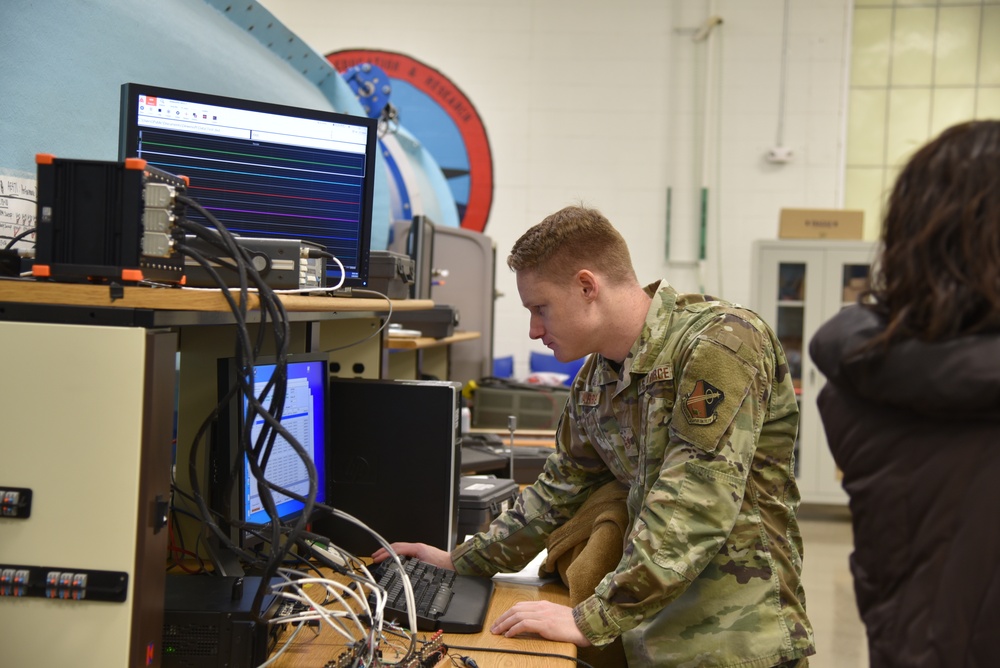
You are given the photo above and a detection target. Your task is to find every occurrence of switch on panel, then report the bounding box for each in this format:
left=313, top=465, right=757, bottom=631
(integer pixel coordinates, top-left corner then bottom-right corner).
left=0, top=569, right=31, bottom=597
left=0, top=565, right=125, bottom=601
left=0, top=487, right=32, bottom=518
left=47, top=571, right=88, bottom=600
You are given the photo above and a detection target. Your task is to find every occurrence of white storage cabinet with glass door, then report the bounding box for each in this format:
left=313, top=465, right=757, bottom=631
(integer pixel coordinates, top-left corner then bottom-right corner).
left=751, top=239, right=877, bottom=505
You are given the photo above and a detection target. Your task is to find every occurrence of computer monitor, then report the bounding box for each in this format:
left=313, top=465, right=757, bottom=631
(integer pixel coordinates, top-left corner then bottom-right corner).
left=389, top=215, right=435, bottom=299
left=314, top=378, right=462, bottom=556
left=118, top=82, right=379, bottom=290
left=211, top=352, right=329, bottom=573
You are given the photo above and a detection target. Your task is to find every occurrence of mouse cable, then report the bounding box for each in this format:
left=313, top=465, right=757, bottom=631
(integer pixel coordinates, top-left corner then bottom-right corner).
left=446, top=644, right=595, bottom=668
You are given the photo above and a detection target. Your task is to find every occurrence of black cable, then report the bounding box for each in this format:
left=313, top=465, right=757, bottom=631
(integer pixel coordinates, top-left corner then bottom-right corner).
left=305, top=247, right=335, bottom=260
left=446, top=644, right=594, bottom=668
left=173, top=195, right=316, bottom=622
left=2, top=227, right=35, bottom=250
left=167, top=195, right=422, bottom=658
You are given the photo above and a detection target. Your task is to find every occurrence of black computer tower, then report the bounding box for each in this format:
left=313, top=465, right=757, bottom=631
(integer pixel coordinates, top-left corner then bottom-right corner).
left=162, top=576, right=282, bottom=668
left=314, top=379, right=462, bottom=556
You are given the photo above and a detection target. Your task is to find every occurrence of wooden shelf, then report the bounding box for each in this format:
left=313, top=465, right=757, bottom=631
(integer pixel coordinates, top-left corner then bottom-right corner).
left=0, top=278, right=434, bottom=313
left=385, top=330, right=480, bottom=350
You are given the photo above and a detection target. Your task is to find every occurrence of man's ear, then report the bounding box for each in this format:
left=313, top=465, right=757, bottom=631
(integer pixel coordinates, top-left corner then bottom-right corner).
left=576, top=269, right=599, bottom=303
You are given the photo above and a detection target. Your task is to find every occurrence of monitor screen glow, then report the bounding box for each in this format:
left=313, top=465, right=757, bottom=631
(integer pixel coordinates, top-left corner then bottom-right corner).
left=241, top=357, right=327, bottom=527
left=119, top=83, right=379, bottom=289
left=213, top=352, right=329, bottom=553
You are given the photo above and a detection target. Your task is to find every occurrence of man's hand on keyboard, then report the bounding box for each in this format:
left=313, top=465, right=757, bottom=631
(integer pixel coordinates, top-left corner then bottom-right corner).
left=371, top=542, right=454, bottom=570
left=490, top=600, right=592, bottom=647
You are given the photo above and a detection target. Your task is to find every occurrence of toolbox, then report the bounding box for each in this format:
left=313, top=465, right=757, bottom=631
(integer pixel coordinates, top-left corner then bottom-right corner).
left=368, top=250, right=414, bottom=299
left=457, top=476, right=519, bottom=538
left=395, top=304, right=459, bottom=338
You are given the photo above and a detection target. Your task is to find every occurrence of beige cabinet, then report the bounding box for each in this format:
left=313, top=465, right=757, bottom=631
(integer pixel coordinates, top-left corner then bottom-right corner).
left=751, top=239, right=877, bottom=505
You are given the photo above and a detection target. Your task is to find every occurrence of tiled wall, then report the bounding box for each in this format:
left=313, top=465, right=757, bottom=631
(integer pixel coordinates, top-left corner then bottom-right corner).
left=846, top=0, right=1000, bottom=237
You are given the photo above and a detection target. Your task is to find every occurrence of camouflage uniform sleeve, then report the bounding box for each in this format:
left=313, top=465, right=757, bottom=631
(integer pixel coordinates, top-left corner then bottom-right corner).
left=452, top=361, right=615, bottom=577
left=574, top=315, right=772, bottom=646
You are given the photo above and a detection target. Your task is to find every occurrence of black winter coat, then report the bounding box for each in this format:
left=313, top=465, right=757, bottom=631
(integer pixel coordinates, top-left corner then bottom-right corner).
left=809, top=305, right=1000, bottom=668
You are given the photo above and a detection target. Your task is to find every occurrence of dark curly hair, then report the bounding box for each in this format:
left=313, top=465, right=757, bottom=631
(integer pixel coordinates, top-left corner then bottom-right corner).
left=864, top=119, right=1000, bottom=349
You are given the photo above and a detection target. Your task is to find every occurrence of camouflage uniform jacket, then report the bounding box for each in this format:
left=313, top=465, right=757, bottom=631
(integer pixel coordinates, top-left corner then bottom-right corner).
left=452, top=281, right=815, bottom=666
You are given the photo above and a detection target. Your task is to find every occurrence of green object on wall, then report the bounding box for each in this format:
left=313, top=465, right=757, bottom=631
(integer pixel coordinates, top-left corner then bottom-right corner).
left=665, top=187, right=672, bottom=260
left=699, top=186, right=708, bottom=261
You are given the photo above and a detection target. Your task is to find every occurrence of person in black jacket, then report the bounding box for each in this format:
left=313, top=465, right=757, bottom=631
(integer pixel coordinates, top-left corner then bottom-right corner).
left=809, top=119, right=1000, bottom=667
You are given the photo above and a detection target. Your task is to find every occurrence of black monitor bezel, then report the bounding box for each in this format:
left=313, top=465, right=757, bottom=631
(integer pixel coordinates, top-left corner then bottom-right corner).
left=117, top=82, right=378, bottom=290
left=211, top=351, right=330, bottom=555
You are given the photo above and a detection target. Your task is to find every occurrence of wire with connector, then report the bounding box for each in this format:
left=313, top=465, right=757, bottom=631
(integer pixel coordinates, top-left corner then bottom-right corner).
left=174, top=194, right=320, bottom=623
left=166, top=191, right=437, bottom=668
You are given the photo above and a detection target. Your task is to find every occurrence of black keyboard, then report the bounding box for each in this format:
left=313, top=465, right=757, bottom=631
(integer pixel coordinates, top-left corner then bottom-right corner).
left=370, top=557, right=495, bottom=633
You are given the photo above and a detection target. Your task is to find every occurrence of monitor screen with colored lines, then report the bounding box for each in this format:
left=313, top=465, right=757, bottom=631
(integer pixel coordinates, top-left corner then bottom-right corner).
left=118, top=82, right=378, bottom=290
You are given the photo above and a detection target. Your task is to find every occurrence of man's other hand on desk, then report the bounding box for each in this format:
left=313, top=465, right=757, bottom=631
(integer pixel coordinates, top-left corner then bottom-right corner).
left=373, top=542, right=591, bottom=648
left=491, top=600, right=591, bottom=647
left=371, top=542, right=454, bottom=570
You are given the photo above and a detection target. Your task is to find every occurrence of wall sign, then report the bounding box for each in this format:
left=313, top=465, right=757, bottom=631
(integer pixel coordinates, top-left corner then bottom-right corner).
left=327, top=49, right=494, bottom=233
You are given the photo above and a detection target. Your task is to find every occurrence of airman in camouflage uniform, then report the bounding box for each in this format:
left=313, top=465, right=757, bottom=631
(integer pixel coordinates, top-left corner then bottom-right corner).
left=449, top=205, right=815, bottom=666
left=452, top=281, right=815, bottom=665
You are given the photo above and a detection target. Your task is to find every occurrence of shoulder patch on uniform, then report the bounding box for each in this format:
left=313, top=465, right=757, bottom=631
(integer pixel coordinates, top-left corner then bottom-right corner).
left=638, top=364, right=673, bottom=394
left=682, top=380, right=725, bottom=424
left=716, top=330, right=743, bottom=353
left=578, top=390, right=600, bottom=407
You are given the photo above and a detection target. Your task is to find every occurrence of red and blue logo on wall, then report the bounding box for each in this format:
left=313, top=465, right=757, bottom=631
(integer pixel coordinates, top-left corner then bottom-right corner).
left=327, top=49, right=494, bottom=233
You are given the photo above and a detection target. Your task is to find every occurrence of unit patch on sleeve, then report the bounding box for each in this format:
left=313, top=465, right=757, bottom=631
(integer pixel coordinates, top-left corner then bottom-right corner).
left=682, top=380, right=725, bottom=425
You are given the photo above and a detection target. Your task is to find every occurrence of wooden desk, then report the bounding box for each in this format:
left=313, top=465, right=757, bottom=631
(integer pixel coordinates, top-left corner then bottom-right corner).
left=443, top=580, right=576, bottom=667
left=268, top=578, right=575, bottom=668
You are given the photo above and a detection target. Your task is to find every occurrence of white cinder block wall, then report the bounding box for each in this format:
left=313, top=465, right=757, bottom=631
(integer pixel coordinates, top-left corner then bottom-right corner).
left=262, top=0, right=854, bottom=379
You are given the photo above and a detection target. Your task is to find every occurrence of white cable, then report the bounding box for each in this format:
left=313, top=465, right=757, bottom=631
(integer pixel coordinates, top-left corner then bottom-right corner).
left=329, top=508, right=418, bottom=633
left=274, top=562, right=391, bottom=666
left=326, top=254, right=346, bottom=291
left=304, top=543, right=385, bottom=616
left=285, top=561, right=386, bottom=666
left=277, top=574, right=373, bottom=623
left=272, top=572, right=369, bottom=638
left=254, top=621, right=306, bottom=668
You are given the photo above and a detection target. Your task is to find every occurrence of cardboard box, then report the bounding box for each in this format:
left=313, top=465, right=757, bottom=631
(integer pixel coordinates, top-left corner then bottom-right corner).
left=842, top=276, right=868, bottom=303
left=779, top=208, right=864, bottom=240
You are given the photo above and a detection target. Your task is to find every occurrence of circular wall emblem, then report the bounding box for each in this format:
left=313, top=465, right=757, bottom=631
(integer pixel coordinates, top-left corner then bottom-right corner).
left=327, top=49, right=494, bottom=233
